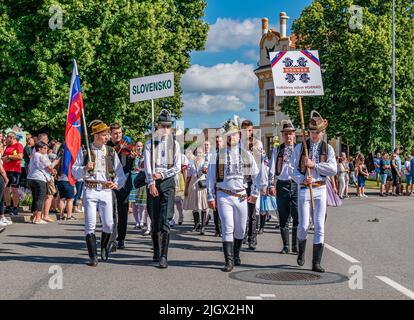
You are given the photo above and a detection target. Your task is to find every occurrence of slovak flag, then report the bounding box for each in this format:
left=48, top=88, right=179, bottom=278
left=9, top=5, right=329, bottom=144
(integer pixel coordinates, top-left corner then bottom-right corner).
left=62, top=59, right=84, bottom=186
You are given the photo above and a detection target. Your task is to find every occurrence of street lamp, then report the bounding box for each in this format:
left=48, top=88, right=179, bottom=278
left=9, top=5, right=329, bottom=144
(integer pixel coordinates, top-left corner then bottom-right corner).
left=391, top=0, right=396, bottom=150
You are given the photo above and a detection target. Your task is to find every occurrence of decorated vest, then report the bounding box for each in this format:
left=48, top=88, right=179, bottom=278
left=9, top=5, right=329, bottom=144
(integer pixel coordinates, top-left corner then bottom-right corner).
left=216, top=146, right=252, bottom=183
left=299, top=139, right=328, bottom=176
left=150, top=134, right=176, bottom=170
left=83, top=145, right=116, bottom=181
left=274, top=143, right=296, bottom=176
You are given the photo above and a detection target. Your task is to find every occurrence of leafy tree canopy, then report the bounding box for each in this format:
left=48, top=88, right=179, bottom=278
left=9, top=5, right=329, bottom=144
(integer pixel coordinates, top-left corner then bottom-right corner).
left=0, top=0, right=209, bottom=141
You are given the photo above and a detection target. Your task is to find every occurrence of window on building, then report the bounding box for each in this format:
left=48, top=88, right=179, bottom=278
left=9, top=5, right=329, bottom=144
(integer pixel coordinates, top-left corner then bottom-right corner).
left=266, top=89, right=275, bottom=116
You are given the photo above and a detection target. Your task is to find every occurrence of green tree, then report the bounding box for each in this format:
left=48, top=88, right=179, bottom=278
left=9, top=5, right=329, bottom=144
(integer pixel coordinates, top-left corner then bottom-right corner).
left=281, top=0, right=414, bottom=155
left=0, top=0, right=208, bottom=139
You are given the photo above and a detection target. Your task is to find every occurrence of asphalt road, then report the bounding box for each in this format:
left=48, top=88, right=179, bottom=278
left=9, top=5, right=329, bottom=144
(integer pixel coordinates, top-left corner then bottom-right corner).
left=1, top=191, right=413, bottom=300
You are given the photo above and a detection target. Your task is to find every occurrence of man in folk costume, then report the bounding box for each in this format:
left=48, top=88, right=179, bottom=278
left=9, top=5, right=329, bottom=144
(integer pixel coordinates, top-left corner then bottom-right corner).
left=207, top=116, right=260, bottom=272
left=144, top=109, right=181, bottom=269
left=202, top=136, right=224, bottom=237
left=72, top=120, right=126, bottom=267
left=240, top=120, right=264, bottom=251
left=172, top=128, right=188, bottom=227
left=291, top=111, right=337, bottom=272
left=107, top=123, right=136, bottom=250
left=268, top=120, right=299, bottom=254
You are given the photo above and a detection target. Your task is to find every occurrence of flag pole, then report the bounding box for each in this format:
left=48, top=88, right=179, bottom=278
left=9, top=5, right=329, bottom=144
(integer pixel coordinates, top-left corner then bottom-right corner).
left=72, top=59, right=92, bottom=162
left=298, top=96, right=315, bottom=211
left=81, top=108, right=92, bottom=162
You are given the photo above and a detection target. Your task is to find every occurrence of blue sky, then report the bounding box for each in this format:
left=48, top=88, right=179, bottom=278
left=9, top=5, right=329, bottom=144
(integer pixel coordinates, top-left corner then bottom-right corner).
left=180, top=0, right=313, bottom=130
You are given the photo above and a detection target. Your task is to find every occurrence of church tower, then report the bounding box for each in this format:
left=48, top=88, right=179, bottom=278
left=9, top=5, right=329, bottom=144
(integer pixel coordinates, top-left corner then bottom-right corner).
left=254, top=12, right=297, bottom=155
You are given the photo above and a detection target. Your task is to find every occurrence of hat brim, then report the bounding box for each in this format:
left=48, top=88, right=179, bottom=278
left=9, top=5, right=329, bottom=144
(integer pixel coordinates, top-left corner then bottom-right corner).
left=309, top=120, right=328, bottom=131
left=281, top=128, right=296, bottom=133
left=92, top=125, right=110, bottom=135
left=158, top=121, right=173, bottom=126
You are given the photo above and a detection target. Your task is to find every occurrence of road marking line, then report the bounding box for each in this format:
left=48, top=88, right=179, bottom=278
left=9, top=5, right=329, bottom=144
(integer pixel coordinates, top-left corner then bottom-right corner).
left=376, top=276, right=414, bottom=300
left=260, top=294, right=276, bottom=298
left=325, top=243, right=360, bottom=264
left=246, top=296, right=262, bottom=300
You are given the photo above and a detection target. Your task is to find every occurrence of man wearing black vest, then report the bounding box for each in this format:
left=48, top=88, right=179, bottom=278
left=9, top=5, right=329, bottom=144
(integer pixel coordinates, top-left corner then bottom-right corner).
left=240, top=120, right=263, bottom=250
left=72, top=120, right=126, bottom=267
left=107, top=123, right=135, bottom=250
left=144, top=109, right=181, bottom=269
left=202, top=136, right=224, bottom=237
left=268, top=120, right=298, bottom=254
left=291, top=111, right=337, bottom=273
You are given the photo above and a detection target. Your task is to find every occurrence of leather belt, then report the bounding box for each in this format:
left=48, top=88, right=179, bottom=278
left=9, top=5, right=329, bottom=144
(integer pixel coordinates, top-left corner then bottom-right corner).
left=300, top=181, right=326, bottom=189
left=218, top=188, right=247, bottom=201
left=85, top=181, right=112, bottom=190
left=277, top=179, right=293, bottom=183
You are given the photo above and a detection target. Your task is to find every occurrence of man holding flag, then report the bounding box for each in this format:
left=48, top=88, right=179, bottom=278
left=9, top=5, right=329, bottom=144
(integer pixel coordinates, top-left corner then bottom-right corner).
left=67, top=60, right=126, bottom=267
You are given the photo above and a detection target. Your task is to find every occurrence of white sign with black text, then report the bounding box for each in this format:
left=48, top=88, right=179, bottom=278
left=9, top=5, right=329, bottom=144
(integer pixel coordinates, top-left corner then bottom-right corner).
left=270, top=50, right=324, bottom=96
left=130, top=72, right=174, bottom=103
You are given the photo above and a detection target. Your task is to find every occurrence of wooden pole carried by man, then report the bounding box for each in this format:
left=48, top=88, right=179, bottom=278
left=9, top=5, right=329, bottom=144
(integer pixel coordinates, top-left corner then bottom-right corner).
left=270, top=50, right=337, bottom=273
left=298, top=95, right=315, bottom=210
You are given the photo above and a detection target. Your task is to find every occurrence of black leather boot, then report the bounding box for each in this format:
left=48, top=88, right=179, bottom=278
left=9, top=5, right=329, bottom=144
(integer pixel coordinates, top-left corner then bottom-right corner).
left=192, top=211, right=200, bottom=231
left=159, top=231, right=170, bottom=269
left=100, top=232, right=112, bottom=261
left=312, top=243, right=325, bottom=273
left=221, top=241, right=234, bottom=272
left=213, top=210, right=221, bottom=237
left=291, top=227, right=298, bottom=253
left=200, top=211, right=206, bottom=235
left=117, top=240, right=125, bottom=250
left=258, top=214, right=266, bottom=234
left=86, top=233, right=98, bottom=267
left=247, top=209, right=257, bottom=250
left=108, top=226, right=117, bottom=253
left=233, top=238, right=243, bottom=266
left=297, top=239, right=307, bottom=266
left=151, top=232, right=161, bottom=262
left=280, top=227, right=290, bottom=254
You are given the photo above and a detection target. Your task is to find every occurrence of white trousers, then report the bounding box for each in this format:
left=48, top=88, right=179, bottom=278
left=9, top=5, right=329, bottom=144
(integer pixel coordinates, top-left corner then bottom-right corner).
left=83, top=188, right=113, bottom=235
left=217, top=191, right=248, bottom=242
left=297, top=186, right=327, bottom=244
left=338, top=173, right=348, bottom=197
left=142, top=207, right=151, bottom=232
left=132, top=203, right=146, bottom=226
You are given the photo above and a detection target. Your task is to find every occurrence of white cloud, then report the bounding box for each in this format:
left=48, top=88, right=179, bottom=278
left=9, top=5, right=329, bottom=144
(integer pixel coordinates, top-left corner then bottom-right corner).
left=181, top=61, right=257, bottom=94
left=206, top=18, right=262, bottom=52
left=181, top=61, right=258, bottom=118
left=183, top=93, right=246, bottom=115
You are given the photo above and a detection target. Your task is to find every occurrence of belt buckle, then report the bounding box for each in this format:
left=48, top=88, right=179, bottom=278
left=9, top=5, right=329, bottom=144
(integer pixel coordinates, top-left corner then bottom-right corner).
left=96, top=183, right=102, bottom=191
left=239, top=194, right=247, bottom=202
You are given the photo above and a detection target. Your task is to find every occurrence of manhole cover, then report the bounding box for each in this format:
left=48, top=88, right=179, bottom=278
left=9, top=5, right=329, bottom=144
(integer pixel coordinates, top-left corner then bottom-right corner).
left=230, top=268, right=348, bottom=286
left=255, top=271, right=321, bottom=282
